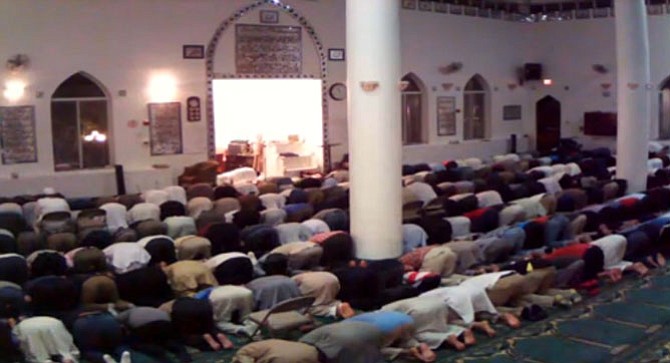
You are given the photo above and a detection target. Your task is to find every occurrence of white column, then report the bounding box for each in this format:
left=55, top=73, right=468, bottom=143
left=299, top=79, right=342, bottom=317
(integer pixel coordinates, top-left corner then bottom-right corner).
left=347, top=0, right=403, bottom=259
left=615, top=0, right=651, bottom=193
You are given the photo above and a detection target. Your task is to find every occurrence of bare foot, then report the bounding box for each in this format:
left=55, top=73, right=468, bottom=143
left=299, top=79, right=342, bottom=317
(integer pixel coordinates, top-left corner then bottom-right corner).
left=472, top=320, right=496, bottom=337
left=203, top=333, right=221, bottom=351
left=216, top=333, right=234, bottom=350
left=500, top=313, right=521, bottom=329
left=632, top=262, right=649, bottom=276
left=359, top=260, right=368, bottom=268
left=600, top=269, right=622, bottom=282
left=646, top=255, right=659, bottom=268
left=411, top=343, right=436, bottom=362
left=463, top=329, right=476, bottom=346
left=657, top=253, right=667, bottom=267
left=348, top=260, right=356, bottom=268
left=613, top=268, right=623, bottom=281
left=337, top=302, right=355, bottom=319
left=447, top=335, right=466, bottom=351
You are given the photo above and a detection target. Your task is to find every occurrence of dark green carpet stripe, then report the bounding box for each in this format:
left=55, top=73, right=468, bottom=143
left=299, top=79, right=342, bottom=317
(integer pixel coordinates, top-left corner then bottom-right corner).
left=511, top=336, right=612, bottom=363
left=612, top=323, right=670, bottom=362
left=593, top=302, right=670, bottom=326
left=556, top=319, right=647, bottom=347
left=649, top=274, right=670, bottom=288
left=458, top=354, right=519, bottom=363
left=625, top=288, right=670, bottom=307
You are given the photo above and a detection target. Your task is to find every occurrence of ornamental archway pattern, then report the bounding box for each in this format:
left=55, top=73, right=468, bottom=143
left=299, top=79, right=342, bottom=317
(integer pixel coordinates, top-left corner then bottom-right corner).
left=205, top=0, right=331, bottom=169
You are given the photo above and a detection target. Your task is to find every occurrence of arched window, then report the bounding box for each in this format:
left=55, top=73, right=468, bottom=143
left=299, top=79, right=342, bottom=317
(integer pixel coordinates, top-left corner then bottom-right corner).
left=659, top=77, right=670, bottom=140
left=463, top=75, right=490, bottom=140
left=401, top=73, right=425, bottom=145
left=51, top=72, right=110, bottom=171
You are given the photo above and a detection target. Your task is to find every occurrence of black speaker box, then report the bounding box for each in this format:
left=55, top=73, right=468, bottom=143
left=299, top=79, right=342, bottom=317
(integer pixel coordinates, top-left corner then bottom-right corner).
left=524, top=63, right=543, bottom=81
left=115, top=164, right=126, bottom=195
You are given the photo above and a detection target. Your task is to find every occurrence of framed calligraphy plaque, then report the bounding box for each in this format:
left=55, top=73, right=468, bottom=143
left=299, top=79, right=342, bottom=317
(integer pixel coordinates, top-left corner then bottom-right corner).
left=0, top=105, right=38, bottom=164
left=148, top=102, right=183, bottom=155
left=235, top=24, right=302, bottom=75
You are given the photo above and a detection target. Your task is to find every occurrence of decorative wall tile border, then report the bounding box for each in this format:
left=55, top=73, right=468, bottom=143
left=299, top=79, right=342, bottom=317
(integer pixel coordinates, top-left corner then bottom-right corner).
left=400, top=0, right=670, bottom=22
left=205, top=0, right=331, bottom=169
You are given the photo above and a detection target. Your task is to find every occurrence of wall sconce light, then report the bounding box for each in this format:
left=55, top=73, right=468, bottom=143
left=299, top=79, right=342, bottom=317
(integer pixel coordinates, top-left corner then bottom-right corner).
left=600, top=83, right=612, bottom=97
left=3, top=80, right=26, bottom=101
left=147, top=73, right=177, bottom=102
left=542, top=79, right=553, bottom=86
left=83, top=130, right=107, bottom=143
left=360, top=81, right=379, bottom=92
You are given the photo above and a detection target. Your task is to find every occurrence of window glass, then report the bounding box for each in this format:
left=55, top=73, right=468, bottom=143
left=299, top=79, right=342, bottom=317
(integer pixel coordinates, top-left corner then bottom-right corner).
left=80, top=100, right=110, bottom=168
left=51, top=101, right=80, bottom=171
left=463, top=75, right=488, bottom=140
left=401, top=74, right=425, bottom=145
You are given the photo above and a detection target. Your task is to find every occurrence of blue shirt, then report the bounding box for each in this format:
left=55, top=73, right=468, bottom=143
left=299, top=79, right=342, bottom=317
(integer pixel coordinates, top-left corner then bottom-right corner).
left=347, top=311, right=414, bottom=333
left=194, top=287, right=214, bottom=300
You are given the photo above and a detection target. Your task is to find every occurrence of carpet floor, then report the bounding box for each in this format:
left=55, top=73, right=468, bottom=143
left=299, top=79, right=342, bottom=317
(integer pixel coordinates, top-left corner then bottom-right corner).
left=186, top=266, right=670, bottom=363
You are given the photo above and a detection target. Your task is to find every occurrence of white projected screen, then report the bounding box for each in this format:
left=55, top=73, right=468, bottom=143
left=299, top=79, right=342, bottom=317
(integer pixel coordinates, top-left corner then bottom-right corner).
left=212, top=79, right=323, bottom=154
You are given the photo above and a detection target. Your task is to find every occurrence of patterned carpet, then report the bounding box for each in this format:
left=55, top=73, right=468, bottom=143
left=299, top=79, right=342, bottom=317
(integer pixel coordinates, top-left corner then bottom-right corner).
left=185, top=266, right=670, bottom=363
left=441, top=267, right=670, bottom=363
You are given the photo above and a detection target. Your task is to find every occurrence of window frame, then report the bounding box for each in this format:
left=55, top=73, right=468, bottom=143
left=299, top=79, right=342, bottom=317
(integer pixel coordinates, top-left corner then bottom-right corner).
left=51, top=73, right=112, bottom=172
left=462, top=75, right=491, bottom=141
left=401, top=73, right=427, bottom=145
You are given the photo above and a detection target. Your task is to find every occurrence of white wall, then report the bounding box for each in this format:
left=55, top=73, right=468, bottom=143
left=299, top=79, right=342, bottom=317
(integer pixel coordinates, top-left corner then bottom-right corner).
left=399, top=10, right=533, bottom=163
left=2, top=0, right=670, bottom=197
left=0, top=0, right=221, bottom=196
left=527, top=14, right=670, bottom=152
left=0, top=0, right=346, bottom=196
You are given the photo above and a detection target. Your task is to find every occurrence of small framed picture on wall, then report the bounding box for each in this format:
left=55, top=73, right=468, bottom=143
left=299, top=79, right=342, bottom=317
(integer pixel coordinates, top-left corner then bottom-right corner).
left=260, top=10, right=279, bottom=24
left=402, top=0, right=417, bottom=10
left=183, top=45, right=204, bottom=59
left=434, top=2, right=448, bottom=13
left=328, top=48, right=345, bottom=61
left=503, top=105, right=522, bottom=121
left=418, top=1, right=433, bottom=11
